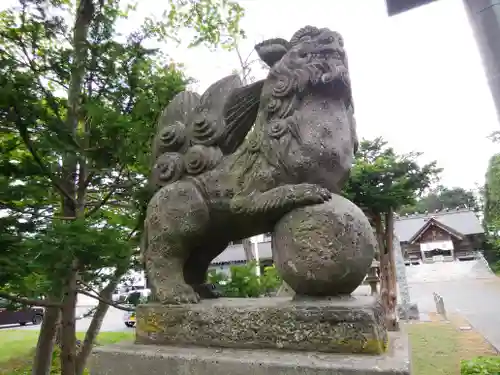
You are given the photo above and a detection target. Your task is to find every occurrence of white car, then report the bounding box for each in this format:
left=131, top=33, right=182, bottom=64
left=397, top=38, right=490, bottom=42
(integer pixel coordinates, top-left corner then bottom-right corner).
left=122, top=289, right=150, bottom=328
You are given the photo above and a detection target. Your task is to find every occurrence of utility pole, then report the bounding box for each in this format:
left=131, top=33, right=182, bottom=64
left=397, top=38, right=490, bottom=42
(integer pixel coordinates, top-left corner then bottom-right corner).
left=462, top=0, right=500, bottom=123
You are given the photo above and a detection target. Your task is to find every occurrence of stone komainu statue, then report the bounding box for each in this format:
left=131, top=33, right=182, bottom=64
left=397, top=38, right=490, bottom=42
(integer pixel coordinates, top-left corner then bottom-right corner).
left=143, top=25, right=360, bottom=304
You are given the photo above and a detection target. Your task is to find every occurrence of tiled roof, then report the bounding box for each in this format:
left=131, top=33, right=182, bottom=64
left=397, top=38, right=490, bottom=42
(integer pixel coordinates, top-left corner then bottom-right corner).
left=395, top=209, right=484, bottom=243
left=211, top=209, right=484, bottom=264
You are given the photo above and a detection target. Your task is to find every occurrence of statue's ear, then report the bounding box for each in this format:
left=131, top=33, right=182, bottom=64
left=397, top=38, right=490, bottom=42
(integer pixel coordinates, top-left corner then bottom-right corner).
left=255, top=38, right=290, bottom=68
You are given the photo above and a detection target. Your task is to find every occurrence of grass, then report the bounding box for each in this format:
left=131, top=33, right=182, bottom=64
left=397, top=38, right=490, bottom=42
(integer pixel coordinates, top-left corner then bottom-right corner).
left=0, top=331, right=40, bottom=364
left=1, top=318, right=499, bottom=375
left=0, top=330, right=133, bottom=375
left=406, top=314, right=498, bottom=375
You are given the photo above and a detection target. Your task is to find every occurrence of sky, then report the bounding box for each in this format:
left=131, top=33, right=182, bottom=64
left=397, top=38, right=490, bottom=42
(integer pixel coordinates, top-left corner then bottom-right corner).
left=3, top=0, right=499, bottom=191
left=127, top=0, right=499, bottom=191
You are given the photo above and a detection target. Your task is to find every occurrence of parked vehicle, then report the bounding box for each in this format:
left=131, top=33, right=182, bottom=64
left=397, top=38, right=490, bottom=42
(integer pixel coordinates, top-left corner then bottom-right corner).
left=112, top=285, right=146, bottom=302
left=0, top=298, right=44, bottom=326
left=122, top=289, right=150, bottom=328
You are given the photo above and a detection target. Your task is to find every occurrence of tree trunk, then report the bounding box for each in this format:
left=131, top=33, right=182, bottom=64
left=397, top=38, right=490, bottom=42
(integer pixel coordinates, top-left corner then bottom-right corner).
left=384, top=208, right=399, bottom=331
left=374, top=212, right=398, bottom=331
left=31, top=305, right=60, bottom=375
left=59, top=1, right=94, bottom=375
left=60, top=263, right=79, bottom=375
left=75, top=279, right=120, bottom=375
left=385, top=209, right=398, bottom=301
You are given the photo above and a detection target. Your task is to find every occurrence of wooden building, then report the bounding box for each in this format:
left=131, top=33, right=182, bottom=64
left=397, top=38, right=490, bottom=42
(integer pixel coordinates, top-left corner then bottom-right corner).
left=394, top=209, right=484, bottom=264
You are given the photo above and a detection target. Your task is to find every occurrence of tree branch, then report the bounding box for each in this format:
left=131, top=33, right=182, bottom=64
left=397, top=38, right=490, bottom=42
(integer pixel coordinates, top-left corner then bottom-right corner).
left=80, top=170, right=96, bottom=192
left=0, top=291, right=63, bottom=308
left=76, top=280, right=102, bottom=297
left=0, top=200, right=76, bottom=220
left=76, top=289, right=134, bottom=311
left=126, top=222, right=140, bottom=242
left=76, top=305, right=97, bottom=320
left=14, top=11, right=68, bottom=135
left=14, top=120, right=78, bottom=208
left=84, top=166, right=126, bottom=217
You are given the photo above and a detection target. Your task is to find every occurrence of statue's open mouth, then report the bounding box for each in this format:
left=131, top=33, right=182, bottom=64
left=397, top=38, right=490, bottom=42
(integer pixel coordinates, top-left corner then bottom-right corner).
left=308, top=47, right=350, bottom=96
left=310, top=47, right=343, bottom=62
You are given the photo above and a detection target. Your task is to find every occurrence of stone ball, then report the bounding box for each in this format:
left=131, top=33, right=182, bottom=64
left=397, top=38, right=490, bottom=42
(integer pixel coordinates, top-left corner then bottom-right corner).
left=272, top=193, right=377, bottom=297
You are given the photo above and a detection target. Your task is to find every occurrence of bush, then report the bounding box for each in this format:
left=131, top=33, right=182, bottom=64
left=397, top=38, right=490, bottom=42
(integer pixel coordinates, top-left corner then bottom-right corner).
left=208, top=262, right=281, bottom=298
left=461, top=356, right=500, bottom=375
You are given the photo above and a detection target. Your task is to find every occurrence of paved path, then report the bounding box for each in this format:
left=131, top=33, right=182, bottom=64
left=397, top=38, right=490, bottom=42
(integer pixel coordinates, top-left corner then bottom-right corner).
left=408, top=278, right=500, bottom=351
left=355, top=260, right=500, bottom=351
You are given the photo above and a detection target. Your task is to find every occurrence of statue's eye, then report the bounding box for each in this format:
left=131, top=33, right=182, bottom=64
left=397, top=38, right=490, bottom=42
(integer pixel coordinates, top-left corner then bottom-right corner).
left=300, top=35, right=312, bottom=42
left=299, top=51, right=307, bottom=58
left=320, top=35, right=335, bottom=44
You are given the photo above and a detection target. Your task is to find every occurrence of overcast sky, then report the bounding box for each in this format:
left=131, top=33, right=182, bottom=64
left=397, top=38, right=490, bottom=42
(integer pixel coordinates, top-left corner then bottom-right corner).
left=127, top=0, right=500, bottom=190
left=5, top=0, right=499, bottom=190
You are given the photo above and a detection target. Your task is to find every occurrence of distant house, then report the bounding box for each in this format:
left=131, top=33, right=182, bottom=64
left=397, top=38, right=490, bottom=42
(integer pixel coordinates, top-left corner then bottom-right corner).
left=210, top=209, right=485, bottom=273
left=209, top=234, right=273, bottom=276
left=394, top=209, right=485, bottom=264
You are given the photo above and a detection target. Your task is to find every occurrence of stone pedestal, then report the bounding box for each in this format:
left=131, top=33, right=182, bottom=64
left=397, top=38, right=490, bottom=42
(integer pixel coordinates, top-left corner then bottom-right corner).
left=90, top=296, right=412, bottom=375
left=135, top=296, right=387, bottom=355
left=90, top=332, right=410, bottom=375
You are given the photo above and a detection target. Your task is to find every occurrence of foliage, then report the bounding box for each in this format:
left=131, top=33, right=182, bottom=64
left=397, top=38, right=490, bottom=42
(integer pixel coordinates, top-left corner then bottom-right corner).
left=483, top=154, right=500, bottom=269
left=399, top=185, right=479, bottom=215
left=343, top=137, right=440, bottom=329
left=260, top=265, right=281, bottom=295
left=484, top=154, right=500, bottom=227
left=461, top=356, right=500, bottom=375
left=0, top=0, right=189, bottom=298
left=208, top=263, right=281, bottom=298
left=0, top=0, right=246, bottom=374
left=343, top=137, right=442, bottom=217
left=166, top=0, right=245, bottom=49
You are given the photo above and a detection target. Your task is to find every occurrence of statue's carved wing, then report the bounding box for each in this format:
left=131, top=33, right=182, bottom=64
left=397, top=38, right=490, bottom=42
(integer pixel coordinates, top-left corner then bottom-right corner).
left=219, top=79, right=265, bottom=154
left=149, top=74, right=265, bottom=190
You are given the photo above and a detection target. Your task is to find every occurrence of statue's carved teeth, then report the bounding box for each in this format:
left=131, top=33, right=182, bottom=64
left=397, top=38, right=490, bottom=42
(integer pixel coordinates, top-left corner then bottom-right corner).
left=321, top=72, right=335, bottom=83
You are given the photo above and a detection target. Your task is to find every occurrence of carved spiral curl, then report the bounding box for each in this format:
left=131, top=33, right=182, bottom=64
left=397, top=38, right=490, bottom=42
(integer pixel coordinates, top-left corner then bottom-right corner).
left=268, top=119, right=288, bottom=139
left=157, top=121, right=186, bottom=153
left=246, top=133, right=261, bottom=153
left=151, top=152, right=184, bottom=187
left=184, top=145, right=222, bottom=175
left=267, top=97, right=281, bottom=113
left=272, top=73, right=295, bottom=97
left=191, top=111, right=219, bottom=145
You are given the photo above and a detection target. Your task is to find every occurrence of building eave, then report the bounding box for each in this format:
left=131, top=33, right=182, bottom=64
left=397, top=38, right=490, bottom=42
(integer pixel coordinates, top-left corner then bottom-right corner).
left=408, top=217, right=464, bottom=244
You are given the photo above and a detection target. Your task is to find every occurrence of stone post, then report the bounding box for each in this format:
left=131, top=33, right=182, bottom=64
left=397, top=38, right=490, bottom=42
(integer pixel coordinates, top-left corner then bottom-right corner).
left=366, top=259, right=380, bottom=295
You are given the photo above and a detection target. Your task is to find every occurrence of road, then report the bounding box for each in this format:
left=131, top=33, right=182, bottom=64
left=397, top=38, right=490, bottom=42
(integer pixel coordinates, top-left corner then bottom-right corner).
left=0, top=306, right=132, bottom=332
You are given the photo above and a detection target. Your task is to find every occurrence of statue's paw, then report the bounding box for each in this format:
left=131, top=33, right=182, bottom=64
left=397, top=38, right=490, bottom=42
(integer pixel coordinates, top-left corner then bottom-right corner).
left=294, top=183, right=332, bottom=204
left=193, top=283, right=223, bottom=299
left=157, top=283, right=201, bottom=305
